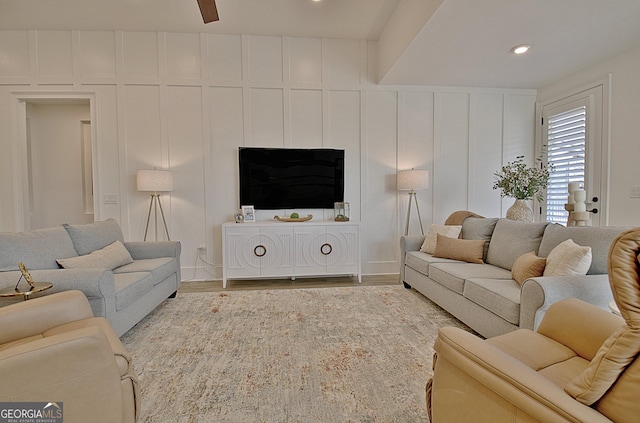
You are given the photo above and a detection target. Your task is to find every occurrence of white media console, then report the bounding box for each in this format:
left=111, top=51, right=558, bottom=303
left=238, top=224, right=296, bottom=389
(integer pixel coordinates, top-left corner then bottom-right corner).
left=222, top=221, right=360, bottom=288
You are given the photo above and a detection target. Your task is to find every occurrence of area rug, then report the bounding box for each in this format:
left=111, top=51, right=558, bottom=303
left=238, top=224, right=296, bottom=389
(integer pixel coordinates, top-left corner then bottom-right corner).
left=121, top=285, right=471, bottom=422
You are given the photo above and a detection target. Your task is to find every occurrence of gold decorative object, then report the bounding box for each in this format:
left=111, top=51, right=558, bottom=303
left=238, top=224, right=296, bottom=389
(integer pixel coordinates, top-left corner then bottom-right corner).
left=0, top=262, right=53, bottom=300
left=18, top=262, right=36, bottom=288
left=273, top=215, right=313, bottom=222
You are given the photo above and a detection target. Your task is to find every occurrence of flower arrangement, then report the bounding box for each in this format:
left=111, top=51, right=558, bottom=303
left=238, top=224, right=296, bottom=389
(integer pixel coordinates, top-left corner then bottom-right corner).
left=493, top=155, right=553, bottom=202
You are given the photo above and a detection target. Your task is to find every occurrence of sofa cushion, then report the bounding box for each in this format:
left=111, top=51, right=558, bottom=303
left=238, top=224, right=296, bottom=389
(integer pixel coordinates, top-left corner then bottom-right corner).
left=420, top=224, right=462, bottom=254
left=538, top=224, right=625, bottom=275
left=113, top=257, right=176, bottom=285
left=405, top=251, right=457, bottom=276
left=63, top=218, right=126, bottom=256
left=486, top=219, right=548, bottom=271
left=114, top=272, right=155, bottom=311
left=487, top=329, right=577, bottom=371
left=543, top=239, right=592, bottom=277
left=433, top=234, right=485, bottom=264
left=463, top=278, right=521, bottom=325
left=511, top=252, right=547, bottom=286
left=462, top=217, right=498, bottom=260
left=429, top=262, right=512, bottom=295
left=0, top=226, right=78, bottom=271
left=56, top=241, right=133, bottom=270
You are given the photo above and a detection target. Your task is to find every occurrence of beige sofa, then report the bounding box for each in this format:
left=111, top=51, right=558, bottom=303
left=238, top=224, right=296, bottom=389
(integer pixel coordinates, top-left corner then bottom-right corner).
left=0, top=290, right=139, bottom=423
left=401, top=216, right=628, bottom=338
left=426, top=227, right=640, bottom=423
left=0, top=219, right=181, bottom=336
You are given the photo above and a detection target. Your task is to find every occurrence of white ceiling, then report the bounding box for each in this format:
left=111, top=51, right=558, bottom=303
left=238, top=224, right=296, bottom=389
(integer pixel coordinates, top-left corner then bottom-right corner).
left=380, top=0, right=640, bottom=88
left=1, top=0, right=640, bottom=89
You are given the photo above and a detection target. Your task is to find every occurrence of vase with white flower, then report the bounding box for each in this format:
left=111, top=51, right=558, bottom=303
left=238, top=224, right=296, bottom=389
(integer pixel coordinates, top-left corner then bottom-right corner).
left=493, top=155, right=553, bottom=222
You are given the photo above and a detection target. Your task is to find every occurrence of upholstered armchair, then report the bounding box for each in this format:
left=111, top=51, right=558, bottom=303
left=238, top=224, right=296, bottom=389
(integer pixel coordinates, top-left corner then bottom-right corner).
left=0, top=290, right=139, bottom=423
left=427, top=227, right=640, bottom=423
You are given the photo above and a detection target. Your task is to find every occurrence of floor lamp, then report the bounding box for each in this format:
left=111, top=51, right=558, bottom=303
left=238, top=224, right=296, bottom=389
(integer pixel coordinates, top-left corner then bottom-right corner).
left=137, top=169, right=174, bottom=241
left=398, top=169, right=429, bottom=236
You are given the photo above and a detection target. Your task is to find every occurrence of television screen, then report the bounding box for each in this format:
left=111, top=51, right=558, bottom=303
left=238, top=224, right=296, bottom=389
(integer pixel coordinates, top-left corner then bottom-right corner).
left=239, top=147, right=344, bottom=209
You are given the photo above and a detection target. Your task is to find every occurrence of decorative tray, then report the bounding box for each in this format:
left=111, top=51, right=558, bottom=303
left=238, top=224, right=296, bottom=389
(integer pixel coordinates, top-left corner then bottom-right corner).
left=274, top=214, right=313, bottom=222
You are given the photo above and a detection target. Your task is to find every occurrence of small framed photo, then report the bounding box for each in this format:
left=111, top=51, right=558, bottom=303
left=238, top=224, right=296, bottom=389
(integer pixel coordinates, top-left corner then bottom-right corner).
left=241, top=205, right=255, bottom=223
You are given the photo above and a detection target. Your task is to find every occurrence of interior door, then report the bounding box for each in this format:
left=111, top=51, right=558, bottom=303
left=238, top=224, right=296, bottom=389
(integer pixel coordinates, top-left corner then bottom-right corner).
left=541, top=85, right=606, bottom=226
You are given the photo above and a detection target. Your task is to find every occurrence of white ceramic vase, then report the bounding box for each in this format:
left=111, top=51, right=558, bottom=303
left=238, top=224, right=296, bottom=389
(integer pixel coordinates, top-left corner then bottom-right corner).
left=506, top=199, right=534, bottom=223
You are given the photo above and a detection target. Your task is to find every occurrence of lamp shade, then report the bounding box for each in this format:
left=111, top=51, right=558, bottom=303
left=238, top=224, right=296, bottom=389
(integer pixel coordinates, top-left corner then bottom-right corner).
left=397, top=169, right=429, bottom=191
left=136, top=169, right=174, bottom=192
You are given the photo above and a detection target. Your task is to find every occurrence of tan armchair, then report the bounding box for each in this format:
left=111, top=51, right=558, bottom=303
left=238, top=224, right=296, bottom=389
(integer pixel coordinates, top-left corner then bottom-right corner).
left=427, top=227, right=640, bottom=423
left=0, top=290, right=139, bottom=423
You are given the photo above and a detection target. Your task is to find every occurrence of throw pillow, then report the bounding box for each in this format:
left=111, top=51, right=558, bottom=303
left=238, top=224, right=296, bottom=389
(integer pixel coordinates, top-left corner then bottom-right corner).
left=63, top=218, right=126, bottom=256
left=511, top=252, right=547, bottom=286
left=433, top=234, right=485, bottom=264
left=420, top=224, right=462, bottom=255
left=543, top=239, right=592, bottom=276
left=57, top=240, right=133, bottom=270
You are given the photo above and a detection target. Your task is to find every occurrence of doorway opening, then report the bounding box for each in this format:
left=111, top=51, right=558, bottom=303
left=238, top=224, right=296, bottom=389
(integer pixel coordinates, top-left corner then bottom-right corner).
left=12, top=92, right=99, bottom=231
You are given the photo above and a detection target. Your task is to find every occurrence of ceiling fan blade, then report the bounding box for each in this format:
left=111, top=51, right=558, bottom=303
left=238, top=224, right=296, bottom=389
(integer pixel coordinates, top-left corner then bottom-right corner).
left=197, top=0, right=219, bottom=23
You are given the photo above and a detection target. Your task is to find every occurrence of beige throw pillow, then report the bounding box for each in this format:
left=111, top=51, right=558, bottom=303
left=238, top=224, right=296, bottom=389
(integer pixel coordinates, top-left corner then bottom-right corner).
left=543, top=239, right=592, bottom=276
left=420, top=224, right=462, bottom=254
left=433, top=234, right=485, bottom=264
left=57, top=240, right=133, bottom=270
left=511, top=252, right=546, bottom=286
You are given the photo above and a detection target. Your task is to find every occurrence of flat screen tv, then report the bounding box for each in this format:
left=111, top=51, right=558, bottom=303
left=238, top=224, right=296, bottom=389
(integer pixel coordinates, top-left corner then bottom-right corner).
left=239, top=147, right=344, bottom=210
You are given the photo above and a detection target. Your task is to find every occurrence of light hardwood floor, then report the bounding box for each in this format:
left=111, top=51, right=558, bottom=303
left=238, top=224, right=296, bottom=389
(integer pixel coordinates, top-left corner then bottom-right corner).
left=179, top=274, right=401, bottom=293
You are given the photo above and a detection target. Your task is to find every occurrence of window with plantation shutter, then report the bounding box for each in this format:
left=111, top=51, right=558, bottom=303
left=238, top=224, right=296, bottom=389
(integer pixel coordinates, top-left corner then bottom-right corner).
left=545, top=106, right=586, bottom=224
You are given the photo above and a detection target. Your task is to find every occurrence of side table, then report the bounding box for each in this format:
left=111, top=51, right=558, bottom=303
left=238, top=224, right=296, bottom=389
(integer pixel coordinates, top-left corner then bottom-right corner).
left=0, top=282, right=53, bottom=301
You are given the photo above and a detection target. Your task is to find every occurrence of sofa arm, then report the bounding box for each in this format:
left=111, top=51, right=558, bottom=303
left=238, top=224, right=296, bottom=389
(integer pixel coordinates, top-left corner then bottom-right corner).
left=520, top=274, right=613, bottom=330
left=125, top=240, right=181, bottom=260
left=400, top=235, right=425, bottom=281
left=431, top=327, right=611, bottom=423
left=0, top=326, right=125, bottom=423
left=536, top=298, right=623, bottom=361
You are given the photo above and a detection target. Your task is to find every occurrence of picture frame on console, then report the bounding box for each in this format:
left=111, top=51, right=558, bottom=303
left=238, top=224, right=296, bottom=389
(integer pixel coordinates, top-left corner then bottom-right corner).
left=241, top=205, right=255, bottom=223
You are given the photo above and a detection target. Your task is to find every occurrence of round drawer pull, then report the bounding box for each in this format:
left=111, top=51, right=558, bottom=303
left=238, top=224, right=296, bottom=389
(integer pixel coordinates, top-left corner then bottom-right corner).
left=254, top=245, right=267, bottom=257
left=320, top=243, right=333, bottom=255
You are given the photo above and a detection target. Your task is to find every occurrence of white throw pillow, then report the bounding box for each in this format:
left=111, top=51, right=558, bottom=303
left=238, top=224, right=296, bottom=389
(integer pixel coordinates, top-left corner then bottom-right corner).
left=543, top=239, right=592, bottom=276
left=57, top=240, right=133, bottom=270
left=420, top=224, right=462, bottom=255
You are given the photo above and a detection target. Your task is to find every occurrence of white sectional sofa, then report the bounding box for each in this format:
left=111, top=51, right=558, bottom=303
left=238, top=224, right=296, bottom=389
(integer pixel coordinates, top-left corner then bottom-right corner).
left=401, top=217, right=628, bottom=338
left=0, top=219, right=181, bottom=336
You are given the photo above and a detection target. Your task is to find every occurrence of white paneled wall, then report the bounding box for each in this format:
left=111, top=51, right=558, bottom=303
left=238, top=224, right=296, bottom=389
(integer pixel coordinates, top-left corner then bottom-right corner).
left=0, top=30, right=536, bottom=279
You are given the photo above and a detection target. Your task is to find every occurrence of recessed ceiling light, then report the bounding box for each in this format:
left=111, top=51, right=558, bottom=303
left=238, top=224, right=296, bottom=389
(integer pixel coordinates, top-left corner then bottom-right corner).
left=511, top=45, right=531, bottom=55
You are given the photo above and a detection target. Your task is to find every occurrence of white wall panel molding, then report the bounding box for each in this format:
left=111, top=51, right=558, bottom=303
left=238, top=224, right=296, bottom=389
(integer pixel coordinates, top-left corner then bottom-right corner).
left=397, top=91, right=434, bottom=235
left=468, top=93, right=504, bottom=217
left=289, top=37, right=322, bottom=85
left=122, top=31, right=160, bottom=79
left=165, top=32, right=202, bottom=81
left=35, top=30, right=73, bottom=79
left=0, top=31, right=30, bottom=79
left=289, top=89, right=323, bottom=148
left=433, top=92, right=470, bottom=224
left=362, top=90, right=398, bottom=275
left=247, top=35, right=283, bottom=83
left=0, top=28, right=539, bottom=277
left=78, top=31, right=117, bottom=79
left=207, top=34, right=243, bottom=82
